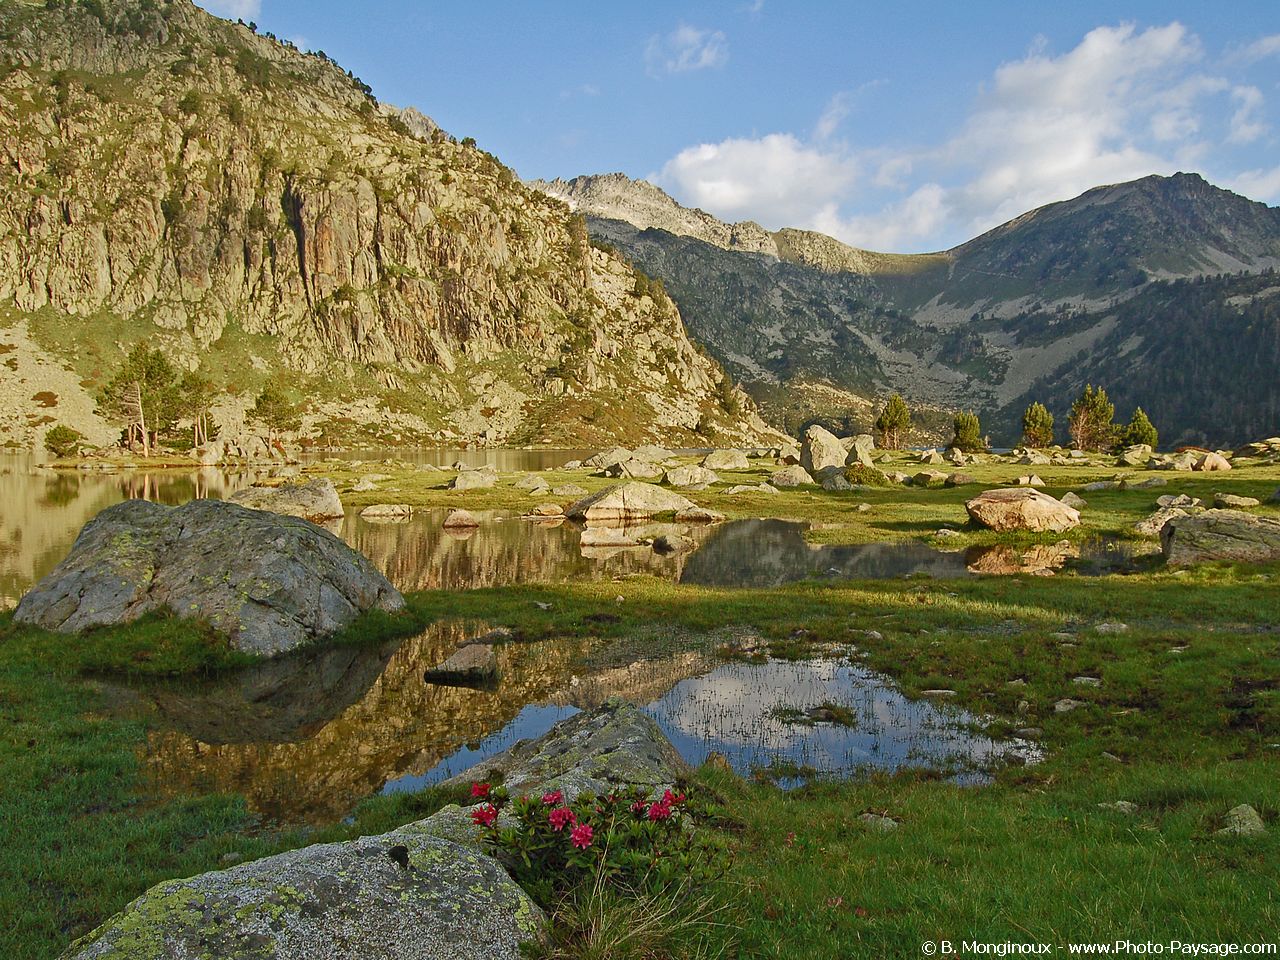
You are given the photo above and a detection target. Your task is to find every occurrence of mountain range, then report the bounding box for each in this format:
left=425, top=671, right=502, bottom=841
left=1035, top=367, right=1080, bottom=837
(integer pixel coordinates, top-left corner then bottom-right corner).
left=1, top=0, right=1276, bottom=453
left=534, top=171, right=1280, bottom=446
left=0, top=0, right=776, bottom=450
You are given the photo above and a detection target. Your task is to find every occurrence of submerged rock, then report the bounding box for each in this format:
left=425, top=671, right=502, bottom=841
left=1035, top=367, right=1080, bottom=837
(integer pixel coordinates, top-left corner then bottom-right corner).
left=965, top=489, right=1080, bottom=533
left=442, top=508, right=481, bottom=528
left=425, top=644, right=500, bottom=685
left=1162, top=509, right=1280, bottom=566
left=59, top=829, right=542, bottom=960
left=14, top=500, right=403, bottom=657
left=228, top=477, right=344, bottom=520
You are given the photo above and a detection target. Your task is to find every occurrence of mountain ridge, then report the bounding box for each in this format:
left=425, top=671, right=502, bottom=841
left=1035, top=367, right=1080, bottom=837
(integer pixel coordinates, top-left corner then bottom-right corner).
left=535, top=170, right=1280, bottom=444
left=0, top=0, right=778, bottom=449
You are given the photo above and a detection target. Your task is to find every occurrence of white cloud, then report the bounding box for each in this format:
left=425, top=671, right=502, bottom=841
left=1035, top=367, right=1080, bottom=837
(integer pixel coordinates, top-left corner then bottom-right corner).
left=1231, top=34, right=1280, bottom=64
left=646, top=24, right=728, bottom=77
left=1229, top=166, right=1280, bottom=203
left=1228, top=85, right=1266, bottom=143
left=814, top=91, right=853, bottom=141
left=199, top=0, right=261, bottom=20
left=655, top=133, right=856, bottom=226
left=654, top=22, right=1277, bottom=251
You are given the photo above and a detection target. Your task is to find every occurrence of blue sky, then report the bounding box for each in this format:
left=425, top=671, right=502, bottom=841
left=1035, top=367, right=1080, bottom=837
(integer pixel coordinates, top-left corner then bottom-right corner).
left=199, top=1, right=1280, bottom=253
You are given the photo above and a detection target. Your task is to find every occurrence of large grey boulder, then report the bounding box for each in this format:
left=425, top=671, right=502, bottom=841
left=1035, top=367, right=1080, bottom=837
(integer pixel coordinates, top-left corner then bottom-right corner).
left=799, top=425, right=846, bottom=475
left=1133, top=507, right=1189, bottom=538
left=13, top=500, right=404, bottom=657
left=965, top=489, right=1080, bottom=533
left=771, top=465, right=815, bottom=487
left=443, top=698, right=689, bottom=801
left=59, top=828, right=542, bottom=960
left=603, top=458, right=663, bottom=479
left=229, top=478, right=344, bottom=520
left=450, top=469, right=496, bottom=491
left=843, top=434, right=876, bottom=468
left=564, top=482, right=696, bottom=522
left=1162, top=509, right=1280, bottom=566
left=701, top=449, right=750, bottom=471
left=582, top=446, right=632, bottom=470
left=664, top=464, right=719, bottom=489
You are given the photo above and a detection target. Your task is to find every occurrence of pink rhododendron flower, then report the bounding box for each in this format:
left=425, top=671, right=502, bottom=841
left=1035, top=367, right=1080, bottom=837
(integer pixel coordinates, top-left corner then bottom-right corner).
left=542, top=790, right=563, bottom=806
left=471, top=804, right=498, bottom=827
left=647, top=801, right=672, bottom=821
left=470, top=782, right=491, bottom=798
left=548, top=806, right=577, bottom=831
left=570, top=823, right=594, bottom=849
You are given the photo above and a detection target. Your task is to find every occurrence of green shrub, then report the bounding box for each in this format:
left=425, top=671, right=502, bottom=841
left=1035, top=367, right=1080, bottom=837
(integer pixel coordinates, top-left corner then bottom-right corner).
left=843, top=463, right=892, bottom=486
left=43, top=424, right=84, bottom=458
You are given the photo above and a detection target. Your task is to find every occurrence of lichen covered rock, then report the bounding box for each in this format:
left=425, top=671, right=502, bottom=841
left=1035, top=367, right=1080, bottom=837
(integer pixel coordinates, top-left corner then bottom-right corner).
left=14, top=499, right=403, bottom=656
left=59, top=829, right=542, bottom=960
left=1162, top=509, right=1280, bottom=566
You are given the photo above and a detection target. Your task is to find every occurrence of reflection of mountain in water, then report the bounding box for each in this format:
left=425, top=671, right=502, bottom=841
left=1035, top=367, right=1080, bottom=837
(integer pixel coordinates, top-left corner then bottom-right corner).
left=340, top=511, right=697, bottom=591
left=0, top=461, right=248, bottom=608
left=680, top=519, right=968, bottom=587
left=135, top=623, right=722, bottom=823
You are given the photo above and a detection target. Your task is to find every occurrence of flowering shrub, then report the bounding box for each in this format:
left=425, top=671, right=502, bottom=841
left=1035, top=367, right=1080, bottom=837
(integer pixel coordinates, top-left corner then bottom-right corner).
left=469, top=781, right=725, bottom=907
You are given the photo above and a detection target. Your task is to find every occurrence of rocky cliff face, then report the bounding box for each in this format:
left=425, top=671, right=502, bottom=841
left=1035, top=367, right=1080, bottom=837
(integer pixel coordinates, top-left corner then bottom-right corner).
left=539, top=171, right=1280, bottom=445
left=0, top=0, right=776, bottom=448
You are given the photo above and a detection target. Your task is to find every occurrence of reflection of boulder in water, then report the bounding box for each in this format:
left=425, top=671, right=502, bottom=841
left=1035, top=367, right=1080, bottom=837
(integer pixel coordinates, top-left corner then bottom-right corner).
left=964, top=542, right=1079, bottom=575
left=340, top=510, right=684, bottom=591
left=139, top=622, right=601, bottom=823
left=680, top=520, right=968, bottom=587
left=138, top=640, right=401, bottom=744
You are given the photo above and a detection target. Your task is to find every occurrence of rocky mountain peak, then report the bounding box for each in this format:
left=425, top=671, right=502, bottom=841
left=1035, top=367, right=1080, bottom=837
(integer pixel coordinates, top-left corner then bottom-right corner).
left=0, top=0, right=779, bottom=449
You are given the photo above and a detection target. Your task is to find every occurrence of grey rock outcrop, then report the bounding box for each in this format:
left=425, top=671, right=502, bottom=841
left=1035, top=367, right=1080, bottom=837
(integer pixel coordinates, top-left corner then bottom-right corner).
left=59, top=829, right=542, bottom=960
left=443, top=698, right=689, bottom=801
left=565, top=482, right=696, bottom=522
left=1133, top=507, right=1189, bottom=538
left=770, top=465, right=815, bottom=487
left=14, top=500, right=403, bottom=656
left=701, top=449, right=750, bottom=471
left=1162, top=509, right=1280, bottom=566
left=664, top=464, right=719, bottom=489
left=228, top=478, right=344, bottom=520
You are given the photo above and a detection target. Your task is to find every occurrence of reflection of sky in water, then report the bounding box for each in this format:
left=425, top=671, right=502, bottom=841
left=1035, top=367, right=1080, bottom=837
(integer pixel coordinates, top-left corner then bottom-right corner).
left=644, top=659, right=1020, bottom=783
left=383, top=658, right=1031, bottom=795
left=383, top=704, right=579, bottom=796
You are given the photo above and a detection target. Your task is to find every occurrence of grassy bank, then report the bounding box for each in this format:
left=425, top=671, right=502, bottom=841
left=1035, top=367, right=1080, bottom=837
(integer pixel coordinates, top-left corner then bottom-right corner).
left=306, top=454, right=1280, bottom=547
left=3, top=563, right=1278, bottom=957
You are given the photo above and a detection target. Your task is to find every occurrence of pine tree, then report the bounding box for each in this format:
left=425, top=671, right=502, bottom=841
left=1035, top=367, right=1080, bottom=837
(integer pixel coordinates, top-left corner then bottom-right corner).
left=1021, top=401, right=1055, bottom=447
left=1067, top=384, right=1116, bottom=452
left=250, top=384, right=300, bottom=445
left=98, top=344, right=181, bottom=454
left=950, top=410, right=983, bottom=452
left=875, top=393, right=912, bottom=449
left=1122, top=407, right=1159, bottom=449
